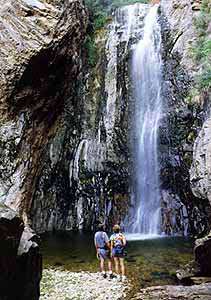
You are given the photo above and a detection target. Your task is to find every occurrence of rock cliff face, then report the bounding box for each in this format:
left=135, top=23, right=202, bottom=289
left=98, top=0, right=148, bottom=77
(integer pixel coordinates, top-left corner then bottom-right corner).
left=159, top=0, right=210, bottom=235
left=190, top=119, right=211, bottom=207
left=188, top=0, right=211, bottom=231
left=31, top=5, right=150, bottom=232
left=0, top=0, right=210, bottom=235
left=0, top=0, right=135, bottom=232
left=0, top=0, right=88, bottom=229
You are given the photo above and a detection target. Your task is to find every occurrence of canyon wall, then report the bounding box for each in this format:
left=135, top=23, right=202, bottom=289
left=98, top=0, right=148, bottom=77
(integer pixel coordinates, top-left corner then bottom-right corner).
left=0, top=0, right=88, bottom=231
left=31, top=5, right=149, bottom=232
left=159, top=0, right=210, bottom=236
left=0, top=0, right=210, bottom=235
left=0, top=0, right=133, bottom=233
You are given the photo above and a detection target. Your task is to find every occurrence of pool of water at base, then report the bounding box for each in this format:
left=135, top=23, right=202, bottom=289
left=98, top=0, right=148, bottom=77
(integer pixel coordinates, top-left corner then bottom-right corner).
left=41, top=231, right=193, bottom=291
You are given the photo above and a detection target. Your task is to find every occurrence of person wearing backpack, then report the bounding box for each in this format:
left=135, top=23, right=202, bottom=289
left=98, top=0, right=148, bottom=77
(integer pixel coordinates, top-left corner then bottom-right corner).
left=94, top=223, right=114, bottom=279
left=110, top=224, right=127, bottom=281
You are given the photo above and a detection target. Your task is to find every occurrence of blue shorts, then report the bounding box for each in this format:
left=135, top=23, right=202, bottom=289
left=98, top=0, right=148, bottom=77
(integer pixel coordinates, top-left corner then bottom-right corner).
left=112, top=247, right=125, bottom=258
left=98, top=248, right=110, bottom=259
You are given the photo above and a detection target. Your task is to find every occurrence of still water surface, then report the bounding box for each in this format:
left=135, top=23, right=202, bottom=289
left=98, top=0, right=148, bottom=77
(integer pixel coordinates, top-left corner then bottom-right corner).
left=41, top=232, right=193, bottom=290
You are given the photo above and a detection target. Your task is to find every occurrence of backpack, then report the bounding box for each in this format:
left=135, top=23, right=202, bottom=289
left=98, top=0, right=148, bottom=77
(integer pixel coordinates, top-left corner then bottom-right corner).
left=113, top=233, right=125, bottom=255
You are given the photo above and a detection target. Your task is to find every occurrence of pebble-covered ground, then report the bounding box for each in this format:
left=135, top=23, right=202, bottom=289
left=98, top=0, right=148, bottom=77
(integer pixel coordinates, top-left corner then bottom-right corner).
left=40, top=268, right=128, bottom=300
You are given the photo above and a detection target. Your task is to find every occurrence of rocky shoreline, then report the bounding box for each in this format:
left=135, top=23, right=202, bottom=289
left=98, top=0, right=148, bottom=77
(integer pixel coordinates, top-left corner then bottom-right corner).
left=40, top=268, right=211, bottom=300
left=41, top=269, right=128, bottom=300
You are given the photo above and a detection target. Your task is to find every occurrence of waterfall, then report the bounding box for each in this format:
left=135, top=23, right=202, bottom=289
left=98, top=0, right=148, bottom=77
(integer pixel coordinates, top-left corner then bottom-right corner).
left=104, top=3, right=148, bottom=159
left=126, top=5, right=162, bottom=236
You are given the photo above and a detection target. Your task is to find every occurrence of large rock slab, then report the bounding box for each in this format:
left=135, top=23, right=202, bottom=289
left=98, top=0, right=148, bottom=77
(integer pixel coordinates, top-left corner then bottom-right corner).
left=0, top=203, right=42, bottom=300
left=132, top=283, right=211, bottom=300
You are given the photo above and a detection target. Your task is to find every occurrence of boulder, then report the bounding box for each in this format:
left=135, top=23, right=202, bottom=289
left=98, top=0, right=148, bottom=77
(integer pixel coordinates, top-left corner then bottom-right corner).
left=176, top=260, right=200, bottom=282
left=195, top=233, right=211, bottom=276
left=175, top=232, right=211, bottom=285
left=0, top=203, right=42, bottom=300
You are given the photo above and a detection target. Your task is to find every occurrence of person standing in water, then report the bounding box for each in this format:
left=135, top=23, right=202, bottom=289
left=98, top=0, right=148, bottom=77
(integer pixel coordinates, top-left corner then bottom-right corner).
left=110, top=224, right=127, bottom=281
left=94, top=223, right=114, bottom=279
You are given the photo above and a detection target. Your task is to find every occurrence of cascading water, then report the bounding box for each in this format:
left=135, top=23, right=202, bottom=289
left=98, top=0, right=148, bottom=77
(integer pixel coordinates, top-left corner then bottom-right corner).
left=125, top=5, right=163, bottom=237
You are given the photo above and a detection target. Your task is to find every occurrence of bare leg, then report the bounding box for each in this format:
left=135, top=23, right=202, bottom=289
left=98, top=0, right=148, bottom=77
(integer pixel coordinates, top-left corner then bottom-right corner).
left=119, top=258, right=125, bottom=276
left=114, top=257, right=119, bottom=274
left=108, top=259, right=112, bottom=272
left=100, top=258, right=105, bottom=272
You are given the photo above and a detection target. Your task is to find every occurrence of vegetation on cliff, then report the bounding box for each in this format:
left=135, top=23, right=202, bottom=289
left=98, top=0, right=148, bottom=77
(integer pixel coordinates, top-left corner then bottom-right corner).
left=193, top=0, right=211, bottom=90
left=84, top=0, right=149, bottom=66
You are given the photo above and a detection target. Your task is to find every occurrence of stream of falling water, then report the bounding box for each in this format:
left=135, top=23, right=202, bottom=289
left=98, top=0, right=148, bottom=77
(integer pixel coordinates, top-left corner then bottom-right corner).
left=126, top=4, right=163, bottom=237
